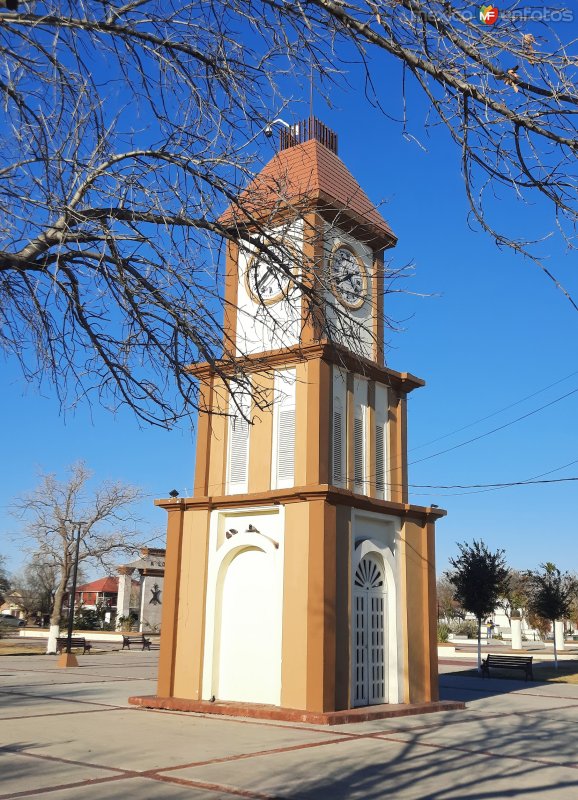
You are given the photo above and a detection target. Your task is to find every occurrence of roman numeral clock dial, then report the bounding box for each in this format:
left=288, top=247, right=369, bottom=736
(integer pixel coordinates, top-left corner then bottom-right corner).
left=245, top=246, right=292, bottom=305
left=330, top=244, right=367, bottom=309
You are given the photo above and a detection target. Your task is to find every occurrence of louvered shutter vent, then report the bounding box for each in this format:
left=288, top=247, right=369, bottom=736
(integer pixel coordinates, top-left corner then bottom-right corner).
left=333, top=410, right=343, bottom=484
left=375, top=424, right=385, bottom=493
left=277, top=407, right=295, bottom=483
left=229, top=414, right=249, bottom=486
left=354, top=416, right=364, bottom=490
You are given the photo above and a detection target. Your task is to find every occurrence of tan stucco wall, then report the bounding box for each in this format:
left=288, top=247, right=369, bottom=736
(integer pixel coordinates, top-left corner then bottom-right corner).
left=157, top=507, right=211, bottom=700
left=248, top=372, right=274, bottom=494
left=388, top=390, right=408, bottom=503
left=172, top=508, right=211, bottom=699
left=306, top=500, right=336, bottom=711
left=157, top=508, right=184, bottom=697
left=281, top=499, right=346, bottom=713
left=335, top=505, right=351, bottom=709
left=206, top=379, right=228, bottom=496
left=400, top=518, right=437, bottom=703
left=280, top=502, right=310, bottom=709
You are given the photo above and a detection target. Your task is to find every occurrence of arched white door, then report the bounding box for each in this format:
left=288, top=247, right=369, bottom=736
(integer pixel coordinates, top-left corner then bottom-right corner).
left=353, top=555, right=387, bottom=706
left=216, top=547, right=280, bottom=705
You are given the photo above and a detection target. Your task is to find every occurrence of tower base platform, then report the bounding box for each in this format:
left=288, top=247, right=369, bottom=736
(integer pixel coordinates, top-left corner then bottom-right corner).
left=128, top=695, right=465, bottom=726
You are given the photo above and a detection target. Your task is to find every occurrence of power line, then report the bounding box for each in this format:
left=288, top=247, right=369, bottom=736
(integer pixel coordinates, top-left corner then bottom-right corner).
left=409, top=476, right=578, bottom=490
left=407, top=386, right=578, bottom=467
left=409, top=369, right=578, bottom=453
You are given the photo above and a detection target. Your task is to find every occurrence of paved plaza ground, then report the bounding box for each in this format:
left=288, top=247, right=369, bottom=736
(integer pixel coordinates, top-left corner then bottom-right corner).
left=2, top=649, right=578, bottom=799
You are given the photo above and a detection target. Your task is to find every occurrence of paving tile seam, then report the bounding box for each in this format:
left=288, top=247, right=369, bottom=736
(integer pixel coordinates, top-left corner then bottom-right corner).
left=0, top=745, right=134, bottom=775
left=144, top=700, right=578, bottom=742
left=149, top=772, right=282, bottom=799
left=374, top=732, right=578, bottom=771
left=0, top=774, right=141, bottom=800
left=441, top=681, right=578, bottom=702
left=148, top=731, right=362, bottom=774
left=0, top=666, right=155, bottom=676
left=0, top=707, right=121, bottom=721
left=365, top=702, right=578, bottom=736
left=0, top=674, right=154, bottom=684
left=0, top=689, right=132, bottom=709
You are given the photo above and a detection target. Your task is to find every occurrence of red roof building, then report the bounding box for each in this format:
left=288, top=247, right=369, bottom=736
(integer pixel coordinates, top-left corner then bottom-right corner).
left=64, top=577, right=139, bottom=610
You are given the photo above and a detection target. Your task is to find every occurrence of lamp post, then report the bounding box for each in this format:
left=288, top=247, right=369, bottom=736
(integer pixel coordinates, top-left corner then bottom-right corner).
left=58, top=519, right=86, bottom=668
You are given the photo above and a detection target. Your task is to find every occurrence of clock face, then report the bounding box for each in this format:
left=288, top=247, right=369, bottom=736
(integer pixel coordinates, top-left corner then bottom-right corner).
left=330, top=245, right=367, bottom=309
left=245, top=246, right=291, bottom=305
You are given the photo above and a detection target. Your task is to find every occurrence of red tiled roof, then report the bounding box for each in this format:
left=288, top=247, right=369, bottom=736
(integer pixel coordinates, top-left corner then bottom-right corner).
left=219, top=138, right=396, bottom=244
left=75, top=577, right=119, bottom=593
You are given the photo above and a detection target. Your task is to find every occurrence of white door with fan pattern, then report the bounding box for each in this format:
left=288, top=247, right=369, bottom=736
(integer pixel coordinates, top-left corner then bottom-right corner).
left=353, top=555, right=387, bottom=706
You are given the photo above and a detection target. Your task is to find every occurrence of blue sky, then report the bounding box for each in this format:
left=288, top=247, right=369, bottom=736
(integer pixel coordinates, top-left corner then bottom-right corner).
left=2, top=12, right=578, bottom=578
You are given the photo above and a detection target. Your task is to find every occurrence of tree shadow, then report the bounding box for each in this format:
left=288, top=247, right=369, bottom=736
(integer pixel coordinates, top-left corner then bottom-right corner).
left=215, top=709, right=578, bottom=799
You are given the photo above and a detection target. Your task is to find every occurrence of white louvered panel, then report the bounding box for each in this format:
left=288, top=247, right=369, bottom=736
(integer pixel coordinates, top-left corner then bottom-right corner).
left=229, top=415, right=249, bottom=489
left=272, top=368, right=296, bottom=489
left=332, top=410, right=343, bottom=484
left=353, top=556, right=387, bottom=707
left=276, top=407, right=295, bottom=483
left=375, top=383, right=388, bottom=500
left=369, top=594, right=385, bottom=704
left=353, top=415, right=364, bottom=491
left=375, top=424, right=385, bottom=493
left=354, top=593, right=367, bottom=705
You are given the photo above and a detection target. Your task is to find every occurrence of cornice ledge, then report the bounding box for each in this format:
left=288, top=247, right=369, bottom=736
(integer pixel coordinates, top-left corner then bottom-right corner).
left=185, top=342, right=425, bottom=393
left=154, top=487, right=446, bottom=520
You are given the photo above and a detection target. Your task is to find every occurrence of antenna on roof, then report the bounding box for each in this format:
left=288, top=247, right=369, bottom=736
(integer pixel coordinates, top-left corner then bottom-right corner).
left=309, top=62, right=314, bottom=118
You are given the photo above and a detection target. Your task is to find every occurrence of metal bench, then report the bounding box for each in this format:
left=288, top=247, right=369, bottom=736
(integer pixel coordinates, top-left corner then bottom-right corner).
left=122, top=635, right=151, bottom=651
left=56, top=636, right=92, bottom=654
left=481, top=654, right=533, bottom=681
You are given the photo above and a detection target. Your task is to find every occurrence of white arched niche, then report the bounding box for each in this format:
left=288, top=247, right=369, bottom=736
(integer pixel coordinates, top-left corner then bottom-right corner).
left=351, top=511, right=403, bottom=705
left=202, top=508, right=284, bottom=705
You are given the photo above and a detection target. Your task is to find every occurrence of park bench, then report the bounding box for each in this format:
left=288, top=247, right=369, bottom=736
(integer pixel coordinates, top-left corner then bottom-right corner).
left=55, top=636, right=92, bottom=654
left=122, top=634, right=151, bottom=651
left=481, top=654, right=533, bottom=681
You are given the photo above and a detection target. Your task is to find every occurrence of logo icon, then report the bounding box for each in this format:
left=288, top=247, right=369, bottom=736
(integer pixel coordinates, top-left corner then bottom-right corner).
left=480, top=4, right=499, bottom=24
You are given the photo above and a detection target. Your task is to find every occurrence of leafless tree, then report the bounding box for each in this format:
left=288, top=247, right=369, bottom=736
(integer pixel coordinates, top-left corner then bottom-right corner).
left=497, top=568, right=530, bottom=624
left=436, top=576, right=464, bottom=621
left=12, top=461, right=143, bottom=650
left=0, top=555, right=10, bottom=605
left=1, top=2, right=576, bottom=427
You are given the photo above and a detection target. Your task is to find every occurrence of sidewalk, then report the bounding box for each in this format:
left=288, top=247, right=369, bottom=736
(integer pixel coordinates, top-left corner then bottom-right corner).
left=2, top=651, right=578, bottom=798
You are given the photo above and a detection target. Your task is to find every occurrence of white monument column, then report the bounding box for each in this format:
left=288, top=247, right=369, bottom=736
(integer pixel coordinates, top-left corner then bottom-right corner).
left=555, top=620, right=566, bottom=652
left=511, top=615, right=522, bottom=650
left=116, top=567, right=133, bottom=628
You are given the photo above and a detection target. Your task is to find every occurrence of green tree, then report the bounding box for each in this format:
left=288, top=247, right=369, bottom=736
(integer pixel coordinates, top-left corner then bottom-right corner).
left=446, top=541, right=510, bottom=672
left=526, top=563, right=578, bottom=670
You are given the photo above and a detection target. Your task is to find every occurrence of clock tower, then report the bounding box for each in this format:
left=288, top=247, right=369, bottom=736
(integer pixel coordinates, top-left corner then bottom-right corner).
left=133, top=119, right=450, bottom=721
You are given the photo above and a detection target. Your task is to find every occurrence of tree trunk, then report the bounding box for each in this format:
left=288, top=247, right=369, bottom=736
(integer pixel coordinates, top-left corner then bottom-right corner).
left=553, top=619, right=558, bottom=670
left=477, top=617, right=482, bottom=672
left=46, top=569, right=69, bottom=654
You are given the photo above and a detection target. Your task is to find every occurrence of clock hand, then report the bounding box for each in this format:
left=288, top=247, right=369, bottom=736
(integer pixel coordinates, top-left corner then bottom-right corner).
left=257, top=270, right=274, bottom=290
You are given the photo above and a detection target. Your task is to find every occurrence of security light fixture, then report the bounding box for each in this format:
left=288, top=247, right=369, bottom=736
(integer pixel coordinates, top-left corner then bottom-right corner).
left=264, top=118, right=291, bottom=138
